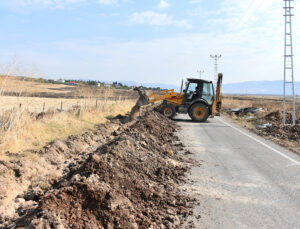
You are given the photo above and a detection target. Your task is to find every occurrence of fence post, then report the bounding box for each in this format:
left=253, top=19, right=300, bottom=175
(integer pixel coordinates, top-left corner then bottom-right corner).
left=61, top=101, right=63, bottom=111
left=96, top=99, right=98, bottom=108
left=43, top=102, right=45, bottom=113
left=19, top=103, right=22, bottom=111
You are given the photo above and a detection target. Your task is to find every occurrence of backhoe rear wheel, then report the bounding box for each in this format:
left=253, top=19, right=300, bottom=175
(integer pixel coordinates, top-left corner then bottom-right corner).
left=189, top=103, right=209, bottom=122
left=160, top=104, right=176, bottom=119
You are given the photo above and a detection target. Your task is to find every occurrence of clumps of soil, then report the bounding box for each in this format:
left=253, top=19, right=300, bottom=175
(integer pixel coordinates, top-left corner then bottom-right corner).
left=5, top=112, right=194, bottom=228
left=264, top=110, right=282, bottom=123
left=0, top=118, right=124, bottom=225
left=258, top=110, right=300, bottom=142
left=261, top=124, right=300, bottom=141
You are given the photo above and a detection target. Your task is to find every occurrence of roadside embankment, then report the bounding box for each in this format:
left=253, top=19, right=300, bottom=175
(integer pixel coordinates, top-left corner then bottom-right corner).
left=223, top=96, right=300, bottom=154
left=1, top=111, right=195, bottom=228
left=0, top=100, right=135, bottom=157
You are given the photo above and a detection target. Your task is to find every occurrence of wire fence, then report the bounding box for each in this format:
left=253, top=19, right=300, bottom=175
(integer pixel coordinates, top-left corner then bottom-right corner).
left=0, top=96, right=136, bottom=114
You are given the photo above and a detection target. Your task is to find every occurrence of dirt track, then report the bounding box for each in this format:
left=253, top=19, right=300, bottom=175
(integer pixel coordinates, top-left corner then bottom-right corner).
left=1, top=111, right=195, bottom=228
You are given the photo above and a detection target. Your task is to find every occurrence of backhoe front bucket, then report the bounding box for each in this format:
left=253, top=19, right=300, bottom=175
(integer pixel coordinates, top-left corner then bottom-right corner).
left=134, top=87, right=149, bottom=107
left=130, top=87, right=150, bottom=120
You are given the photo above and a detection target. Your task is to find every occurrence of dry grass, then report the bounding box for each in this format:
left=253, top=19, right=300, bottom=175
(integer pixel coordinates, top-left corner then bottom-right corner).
left=0, top=75, right=137, bottom=100
left=0, top=96, right=121, bottom=113
left=223, top=96, right=300, bottom=118
left=0, top=74, right=139, bottom=159
left=0, top=75, right=75, bottom=97
left=0, top=100, right=135, bottom=158
left=223, top=96, right=300, bottom=127
left=0, top=74, right=138, bottom=159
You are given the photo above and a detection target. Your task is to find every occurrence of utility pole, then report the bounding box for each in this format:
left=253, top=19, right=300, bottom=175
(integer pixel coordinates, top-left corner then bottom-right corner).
left=283, top=0, right=296, bottom=125
left=210, top=55, right=222, bottom=88
left=197, top=70, right=204, bottom=79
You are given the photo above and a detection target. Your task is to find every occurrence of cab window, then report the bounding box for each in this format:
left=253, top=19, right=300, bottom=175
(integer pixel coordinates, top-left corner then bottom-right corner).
left=187, top=83, right=198, bottom=94
left=202, top=82, right=214, bottom=104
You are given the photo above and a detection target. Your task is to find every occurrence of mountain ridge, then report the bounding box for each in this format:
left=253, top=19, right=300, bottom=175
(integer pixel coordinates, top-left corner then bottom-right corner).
left=222, top=80, right=300, bottom=95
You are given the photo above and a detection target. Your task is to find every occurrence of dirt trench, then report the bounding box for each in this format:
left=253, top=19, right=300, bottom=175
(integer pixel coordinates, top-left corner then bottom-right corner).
left=1, top=111, right=195, bottom=228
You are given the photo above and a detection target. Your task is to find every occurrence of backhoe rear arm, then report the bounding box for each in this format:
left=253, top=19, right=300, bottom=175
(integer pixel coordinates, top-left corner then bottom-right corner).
left=213, top=73, right=223, bottom=116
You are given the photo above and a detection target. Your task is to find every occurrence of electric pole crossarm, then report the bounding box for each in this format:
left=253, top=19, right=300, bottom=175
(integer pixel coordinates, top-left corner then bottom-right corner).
left=210, top=55, right=222, bottom=89
left=197, top=70, right=204, bottom=79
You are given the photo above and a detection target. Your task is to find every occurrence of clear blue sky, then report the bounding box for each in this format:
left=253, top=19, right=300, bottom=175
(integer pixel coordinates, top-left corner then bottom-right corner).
left=0, top=0, right=299, bottom=85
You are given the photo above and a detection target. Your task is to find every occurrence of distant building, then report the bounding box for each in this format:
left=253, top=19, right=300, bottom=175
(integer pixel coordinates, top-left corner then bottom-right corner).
left=104, top=83, right=112, bottom=88
left=56, top=79, right=65, bottom=83
left=70, top=81, right=78, bottom=85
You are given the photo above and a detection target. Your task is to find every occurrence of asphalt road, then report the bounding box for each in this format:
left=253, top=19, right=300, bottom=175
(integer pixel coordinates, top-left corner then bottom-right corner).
left=176, top=115, right=300, bottom=229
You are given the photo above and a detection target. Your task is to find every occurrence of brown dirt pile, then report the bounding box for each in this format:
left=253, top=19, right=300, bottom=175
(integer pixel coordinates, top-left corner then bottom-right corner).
left=258, top=110, right=300, bottom=142
left=0, top=119, right=124, bottom=225
left=4, top=112, right=194, bottom=228
left=264, top=110, right=282, bottom=123
left=261, top=125, right=300, bottom=141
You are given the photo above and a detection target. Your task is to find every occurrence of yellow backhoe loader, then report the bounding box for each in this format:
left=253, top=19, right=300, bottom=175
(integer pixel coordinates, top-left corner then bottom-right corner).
left=131, top=73, right=223, bottom=122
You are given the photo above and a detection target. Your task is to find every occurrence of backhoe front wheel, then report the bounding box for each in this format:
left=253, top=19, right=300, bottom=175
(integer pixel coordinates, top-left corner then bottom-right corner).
left=160, top=104, right=176, bottom=119
left=189, top=103, right=209, bottom=122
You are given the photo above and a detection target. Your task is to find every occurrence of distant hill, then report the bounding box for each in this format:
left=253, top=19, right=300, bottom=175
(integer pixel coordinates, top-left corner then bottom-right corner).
left=128, top=80, right=300, bottom=96
left=104, top=80, right=181, bottom=92
left=223, top=80, right=300, bottom=96
left=64, top=78, right=300, bottom=96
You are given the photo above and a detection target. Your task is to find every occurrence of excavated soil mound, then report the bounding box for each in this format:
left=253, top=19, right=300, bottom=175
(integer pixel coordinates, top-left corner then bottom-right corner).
left=6, top=112, right=194, bottom=229
left=258, top=110, right=300, bottom=142
left=0, top=120, right=123, bottom=224
left=259, top=124, right=300, bottom=141
left=264, top=110, right=299, bottom=125
left=264, top=110, right=282, bottom=123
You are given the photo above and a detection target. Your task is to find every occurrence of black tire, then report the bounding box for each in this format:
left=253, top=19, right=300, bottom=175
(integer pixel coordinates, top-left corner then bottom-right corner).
left=160, top=104, right=176, bottom=119
left=188, top=103, right=209, bottom=122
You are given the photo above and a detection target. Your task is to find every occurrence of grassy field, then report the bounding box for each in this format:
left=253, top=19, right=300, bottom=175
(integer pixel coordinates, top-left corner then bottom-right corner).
left=0, top=75, right=75, bottom=97
left=0, top=100, right=135, bottom=158
left=223, top=95, right=300, bottom=118
left=0, top=96, right=126, bottom=113
left=0, top=75, right=136, bottom=159
left=0, top=74, right=137, bottom=99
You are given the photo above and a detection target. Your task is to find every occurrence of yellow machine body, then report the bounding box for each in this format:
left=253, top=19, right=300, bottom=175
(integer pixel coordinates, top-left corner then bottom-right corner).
left=147, top=89, right=185, bottom=106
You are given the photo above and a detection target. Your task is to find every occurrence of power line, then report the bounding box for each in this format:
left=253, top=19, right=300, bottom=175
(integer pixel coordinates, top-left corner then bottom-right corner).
left=197, top=70, right=204, bottom=79
left=283, top=0, right=296, bottom=125
left=210, top=54, right=222, bottom=88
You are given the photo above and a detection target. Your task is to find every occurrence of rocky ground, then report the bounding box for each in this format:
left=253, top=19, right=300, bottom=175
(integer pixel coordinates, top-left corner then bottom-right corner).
left=228, top=110, right=300, bottom=154
left=1, top=111, right=196, bottom=228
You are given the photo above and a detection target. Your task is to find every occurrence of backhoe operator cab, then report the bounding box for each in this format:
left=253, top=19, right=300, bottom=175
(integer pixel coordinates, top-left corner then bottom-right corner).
left=184, top=79, right=214, bottom=105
